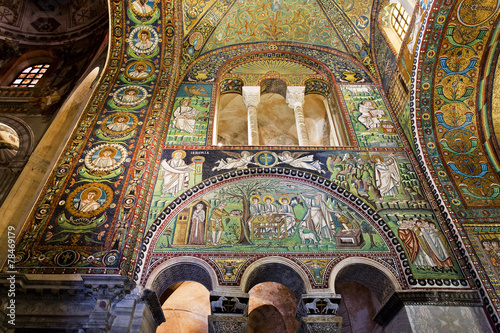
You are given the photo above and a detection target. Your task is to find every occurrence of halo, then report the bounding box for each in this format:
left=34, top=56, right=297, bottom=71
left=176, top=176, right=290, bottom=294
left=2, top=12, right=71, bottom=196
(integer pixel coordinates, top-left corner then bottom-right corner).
left=263, top=196, right=274, bottom=203
left=371, top=154, right=384, bottom=162
left=279, top=196, right=289, bottom=204
left=125, top=88, right=139, bottom=95
left=98, top=147, right=117, bottom=158
left=138, top=29, right=151, bottom=39
left=81, top=187, right=102, bottom=201
left=171, top=150, right=186, bottom=159
left=134, top=62, right=147, bottom=70
left=113, top=115, right=129, bottom=123
left=250, top=195, right=261, bottom=203
left=181, top=98, right=191, bottom=106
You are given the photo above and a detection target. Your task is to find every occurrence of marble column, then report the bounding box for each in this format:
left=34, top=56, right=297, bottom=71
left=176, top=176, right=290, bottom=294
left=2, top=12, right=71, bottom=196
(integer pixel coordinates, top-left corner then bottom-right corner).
left=242, top=86, right=261, bottom=146
left=286, top=86, right=310, bottom=146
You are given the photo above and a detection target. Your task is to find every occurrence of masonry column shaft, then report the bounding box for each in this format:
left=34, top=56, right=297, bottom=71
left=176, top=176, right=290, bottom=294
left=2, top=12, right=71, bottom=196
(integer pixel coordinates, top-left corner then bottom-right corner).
left=286, top=86, right=309, bottom=146
left=242, top=86, right=261, bottom=146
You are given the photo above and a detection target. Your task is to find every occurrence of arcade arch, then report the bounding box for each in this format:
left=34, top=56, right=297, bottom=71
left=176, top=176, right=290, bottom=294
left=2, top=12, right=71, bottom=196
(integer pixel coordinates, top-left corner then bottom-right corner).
left=248, top=282, right=299, bottom=333
left=333, top=262, right=399, bottom=333
left=156, top=281, right=211, bottom=333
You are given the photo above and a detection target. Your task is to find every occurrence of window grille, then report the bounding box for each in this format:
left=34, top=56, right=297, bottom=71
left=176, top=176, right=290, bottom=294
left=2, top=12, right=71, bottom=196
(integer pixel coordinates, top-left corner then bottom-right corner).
left=11, top=64, right=50, bottom=87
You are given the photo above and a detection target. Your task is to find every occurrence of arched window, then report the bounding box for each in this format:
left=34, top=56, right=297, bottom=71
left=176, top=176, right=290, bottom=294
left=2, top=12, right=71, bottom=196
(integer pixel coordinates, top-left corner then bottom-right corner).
left=215, top=79, right=349, bottom=147
left=10, top=64, right=50, bottom=87
left=379, top=1, right=415, bottom=53
left=391, top=3, right=410, bottom=40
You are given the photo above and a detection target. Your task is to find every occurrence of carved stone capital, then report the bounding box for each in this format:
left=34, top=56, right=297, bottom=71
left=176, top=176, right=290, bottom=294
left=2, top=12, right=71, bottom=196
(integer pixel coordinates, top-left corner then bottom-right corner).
left=209, top=315, right=248, bottom=333
left=242, top=86, right=261, bottom=108
left=286, top=86, right=305, bottom=109
left=298, top=316, right=343, bottom=333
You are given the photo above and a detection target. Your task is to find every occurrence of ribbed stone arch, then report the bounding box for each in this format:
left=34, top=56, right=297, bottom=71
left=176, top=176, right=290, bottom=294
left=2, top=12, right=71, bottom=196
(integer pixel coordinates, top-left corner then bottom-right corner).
left=0, top=115, right=34, bottom=168
left=243, top=261, right=307, bottom=301
left=333, top=261, right=398, bottom=304
left=146, top=259, right=216, bottom=300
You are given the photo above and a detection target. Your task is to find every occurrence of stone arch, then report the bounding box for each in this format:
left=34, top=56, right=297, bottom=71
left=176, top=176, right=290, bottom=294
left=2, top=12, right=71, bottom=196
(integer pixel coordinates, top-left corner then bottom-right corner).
left=330, top=258, right=400, bottom=304
left=195, top=47, right=356, bottom=147
left=0, top=114, right=34, bottom=167
left=248, top=282, right=300, bottom=333
left=145, top=257, right=217, bottom=298
left=138, top=170, right=404, bottom=285
left=332, top=259, right=401, bottom=332
left=241, top=257, right=310, bottom=300
left=248, top=304, right=288, bottom=333
left=0, top=115, right=35, bottom=206
left=156, top=281, right=211, bottom=333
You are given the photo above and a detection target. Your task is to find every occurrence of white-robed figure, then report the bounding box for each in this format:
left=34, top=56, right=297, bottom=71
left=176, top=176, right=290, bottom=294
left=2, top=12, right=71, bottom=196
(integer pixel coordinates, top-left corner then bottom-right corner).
left=107, top=116, right=130, bottom=132
left=172, top=99, right=199, bottom=134
left=129, top=63, right=149, bottom=79
left=134, top=30, right=153, bottom=50
left=421, top=221, right=454, bottom=267
left=262, top=196, right=277, bottom=215
left=212, top=151, right=255, bottom=171
left=74, top=188, right=102, bottom=213
left=92, top=148, right=118, bottom=168
left=132, top=0, right=152, bottom=14
left=372, top=154, right=401, bottom=197
left=358, top=100, right=385, bottom=130
left=120, top=88, right=141, bottom=104
left=277, top=151, right=325, bottom=174
left=160, top=150, right=194, bottom=197
left=300, top=193, right=335, bottom=241
left=249, top=196, right=264, bottom=217
left=278, top=197, right=297, bottom=235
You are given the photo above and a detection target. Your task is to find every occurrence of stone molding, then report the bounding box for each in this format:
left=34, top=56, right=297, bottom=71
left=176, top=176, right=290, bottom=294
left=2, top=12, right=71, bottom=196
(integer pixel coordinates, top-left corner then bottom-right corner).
left=374, top=290, right=483, bottom=326
left=140, top=289, right=165, bottom=326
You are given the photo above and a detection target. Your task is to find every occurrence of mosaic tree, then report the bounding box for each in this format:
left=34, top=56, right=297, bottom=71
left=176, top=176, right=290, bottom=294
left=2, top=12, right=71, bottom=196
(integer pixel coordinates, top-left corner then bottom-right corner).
left=215, top=179, right=276, bottom=244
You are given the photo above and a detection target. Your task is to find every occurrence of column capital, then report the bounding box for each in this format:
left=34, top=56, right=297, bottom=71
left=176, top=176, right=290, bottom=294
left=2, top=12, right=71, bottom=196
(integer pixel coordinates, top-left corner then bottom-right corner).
left=242, top=86, right=261, bottom=108
left=286, top=86, right=305, bottom=109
